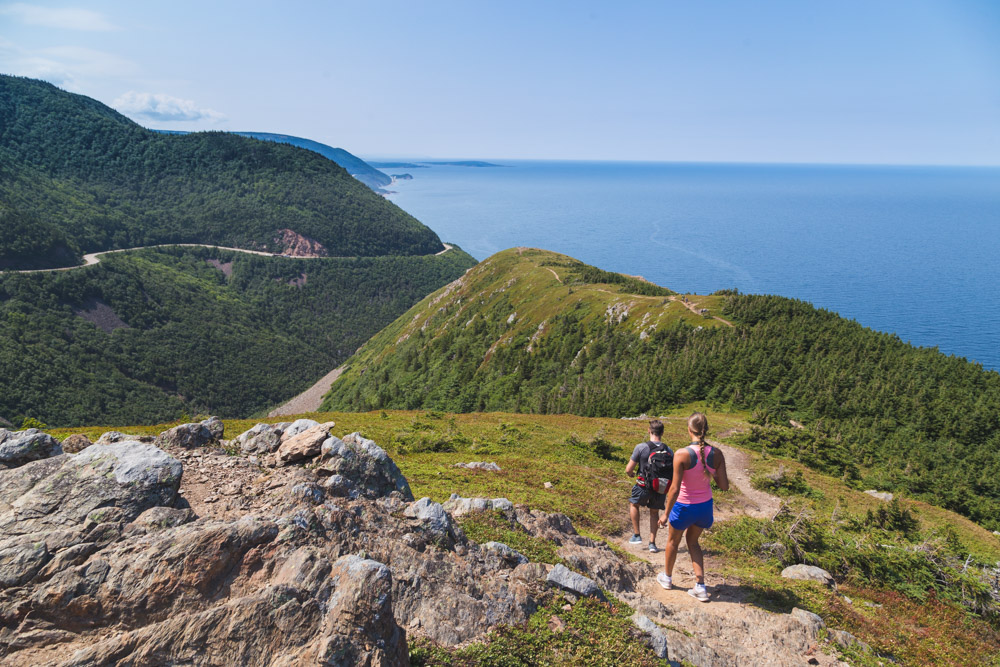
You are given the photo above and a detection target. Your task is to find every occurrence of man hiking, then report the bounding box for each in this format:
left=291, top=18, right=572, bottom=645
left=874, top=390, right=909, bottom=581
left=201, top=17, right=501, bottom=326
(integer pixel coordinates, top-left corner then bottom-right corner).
left=625, top=419, right=673, bottom=552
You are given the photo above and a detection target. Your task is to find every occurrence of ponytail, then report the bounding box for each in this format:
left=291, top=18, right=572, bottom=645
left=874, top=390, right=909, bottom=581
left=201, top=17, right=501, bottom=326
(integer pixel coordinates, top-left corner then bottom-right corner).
left=688, top=412, right=712, bottom=479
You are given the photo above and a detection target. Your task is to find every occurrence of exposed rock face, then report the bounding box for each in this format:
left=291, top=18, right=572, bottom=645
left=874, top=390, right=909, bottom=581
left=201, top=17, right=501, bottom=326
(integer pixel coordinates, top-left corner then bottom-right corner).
left=864, top=490, right=894, bottom=502
left=0, top=440, right=182, bottom=593
left=0, top=428, right=62, bottom=468
left=275, top=229, right=329, bottom=257
left=0, top=427, right=589, bottom=664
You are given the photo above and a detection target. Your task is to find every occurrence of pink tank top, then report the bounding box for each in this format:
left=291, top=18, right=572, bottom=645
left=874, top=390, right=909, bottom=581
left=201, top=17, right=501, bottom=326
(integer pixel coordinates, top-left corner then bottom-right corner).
left=676, top=444, right=715, bottom=505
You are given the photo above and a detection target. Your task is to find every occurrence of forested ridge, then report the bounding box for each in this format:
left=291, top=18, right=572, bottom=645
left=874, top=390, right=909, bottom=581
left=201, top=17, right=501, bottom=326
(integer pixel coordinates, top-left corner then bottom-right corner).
left=0, top=245, right=476, bottom=426
left=0, top=75, right=442, bottom=269
left=323, top=249, right=1000, bottom=529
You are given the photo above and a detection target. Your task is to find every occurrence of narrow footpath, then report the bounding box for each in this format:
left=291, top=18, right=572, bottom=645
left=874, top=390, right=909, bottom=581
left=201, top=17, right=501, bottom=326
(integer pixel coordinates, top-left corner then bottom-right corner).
left=615, top=442, right=839, bottom=666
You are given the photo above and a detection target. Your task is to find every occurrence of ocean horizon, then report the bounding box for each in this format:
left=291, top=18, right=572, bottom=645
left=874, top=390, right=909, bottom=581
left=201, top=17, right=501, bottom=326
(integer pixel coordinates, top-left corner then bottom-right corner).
left=374, top=159, right=1000, bottom=371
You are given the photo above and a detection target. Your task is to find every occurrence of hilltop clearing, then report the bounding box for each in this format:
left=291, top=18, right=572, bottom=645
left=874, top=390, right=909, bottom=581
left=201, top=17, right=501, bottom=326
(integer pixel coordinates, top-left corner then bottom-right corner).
left=0, top=246, right=474, bottom=426
left=321, top=248, right=1000, bottom=532
left=40, top=408, right=1000, bottom=665
left=0, top=76, right=442, bottom=270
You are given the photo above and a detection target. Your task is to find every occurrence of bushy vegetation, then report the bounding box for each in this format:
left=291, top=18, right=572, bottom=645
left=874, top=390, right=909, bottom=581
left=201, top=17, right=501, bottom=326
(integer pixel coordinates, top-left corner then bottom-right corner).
left=324, top=249, right=1000, bottom=529
left=0, top=247, right=474, bottom=426
left=409, top=596, right=667, bottom=666
left=0, top=75, right=442, bottom=269
left=458, top=510, right=564, bottom=565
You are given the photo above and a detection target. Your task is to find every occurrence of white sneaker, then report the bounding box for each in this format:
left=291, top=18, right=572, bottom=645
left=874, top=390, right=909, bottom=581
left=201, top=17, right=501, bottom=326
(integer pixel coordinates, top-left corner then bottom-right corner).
left=648, top=542, right=659, bottom=553
left=628, top=534, right=643, bottom=544
left=688, top=585, right=710, bottom=602
left=656, top=572, right=672, bottom=590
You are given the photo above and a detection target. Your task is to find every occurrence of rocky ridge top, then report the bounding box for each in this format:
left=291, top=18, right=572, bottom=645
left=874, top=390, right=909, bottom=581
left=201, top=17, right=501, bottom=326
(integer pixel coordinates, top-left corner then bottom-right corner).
left=1, top=418, right=848, bottom=666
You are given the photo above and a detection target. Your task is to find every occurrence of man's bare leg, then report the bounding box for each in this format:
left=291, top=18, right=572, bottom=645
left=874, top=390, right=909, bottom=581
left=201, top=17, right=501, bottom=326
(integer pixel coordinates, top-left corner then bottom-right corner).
left=648, top=508, right=659, bottom=544
left=629, top=502, right=641, bottom=536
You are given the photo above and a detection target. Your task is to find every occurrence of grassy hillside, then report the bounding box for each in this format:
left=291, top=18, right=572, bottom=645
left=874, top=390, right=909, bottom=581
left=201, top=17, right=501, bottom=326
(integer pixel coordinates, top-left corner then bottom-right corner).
left=0, top=246, right=475, bottom=426
left=50, top=408, right=1000, bottom=664
left=0, top=75, right=441, bottom=269
left=322, top=248, right=1000, bottom=531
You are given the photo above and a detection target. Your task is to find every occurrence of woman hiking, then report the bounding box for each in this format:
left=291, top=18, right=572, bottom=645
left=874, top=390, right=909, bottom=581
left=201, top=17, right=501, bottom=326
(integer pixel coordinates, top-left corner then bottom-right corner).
left=657, top=412, right=729, bottom=602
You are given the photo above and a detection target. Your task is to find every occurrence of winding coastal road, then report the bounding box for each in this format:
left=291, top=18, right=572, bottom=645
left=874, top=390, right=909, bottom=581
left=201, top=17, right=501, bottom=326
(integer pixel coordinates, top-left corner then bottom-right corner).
left=2, top=242, right=455, bottom=274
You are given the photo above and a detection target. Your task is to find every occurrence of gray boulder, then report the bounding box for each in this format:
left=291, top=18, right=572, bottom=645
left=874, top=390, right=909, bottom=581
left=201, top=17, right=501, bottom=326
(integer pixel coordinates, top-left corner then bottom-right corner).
left=865, top=490, right=894, bottom=502
left=0, top=428, right=62, bottom=468
left=318, top=432, right=412, bottom=500
left=281, top=418, right=320, bottom=441
left=201, top=416, right=225, bottom=441
left=404, top=497, right=451, bottom=538
left=481, top=541, right=528, bottom=565
left=546, top=563, right=606, bottom=601
left=453, top=461, right=501, bottom=472
left=781, top=564, right=835, bottom=587
left=442, top=493, right=514, bottom=516
left=156, top=421, right=217, bottom=449
left=632, top=612, right=669, bottom=659
left=236, top=423, right=283, bottom=455
left=96, top=430, right=128, bottom=445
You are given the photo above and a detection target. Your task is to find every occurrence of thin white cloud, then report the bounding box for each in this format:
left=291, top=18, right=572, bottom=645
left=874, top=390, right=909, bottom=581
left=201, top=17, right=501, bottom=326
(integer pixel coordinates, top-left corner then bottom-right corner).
left=112, top=91, right=225, bottom=123
left=0, top=3, right=118, bottom=31
left=0, top=40, right=135, bottom=91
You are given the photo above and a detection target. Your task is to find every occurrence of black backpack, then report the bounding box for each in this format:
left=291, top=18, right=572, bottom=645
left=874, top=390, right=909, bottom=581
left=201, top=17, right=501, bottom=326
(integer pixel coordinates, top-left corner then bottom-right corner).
left=637, top=441, right=674, bottom=494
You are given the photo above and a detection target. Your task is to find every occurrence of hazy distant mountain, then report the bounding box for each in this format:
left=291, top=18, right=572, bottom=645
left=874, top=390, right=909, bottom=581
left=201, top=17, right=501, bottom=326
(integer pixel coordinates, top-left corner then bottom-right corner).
left=230, top=132, right=393, bottom=191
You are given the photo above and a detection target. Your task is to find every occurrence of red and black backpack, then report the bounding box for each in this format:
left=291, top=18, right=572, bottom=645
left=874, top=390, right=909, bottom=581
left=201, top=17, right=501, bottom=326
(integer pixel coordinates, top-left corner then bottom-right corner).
left=637, top=441, right=674, bottom=494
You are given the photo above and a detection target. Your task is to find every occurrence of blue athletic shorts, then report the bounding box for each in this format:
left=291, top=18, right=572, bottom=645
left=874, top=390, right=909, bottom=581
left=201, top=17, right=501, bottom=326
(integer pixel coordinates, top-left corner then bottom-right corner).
left=668, top=499, right=714, bottom=530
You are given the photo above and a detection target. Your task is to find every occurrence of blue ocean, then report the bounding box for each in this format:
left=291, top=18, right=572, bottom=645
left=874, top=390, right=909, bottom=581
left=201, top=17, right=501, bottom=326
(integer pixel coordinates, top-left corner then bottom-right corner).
left=377, top=160, right=1000, bottom=371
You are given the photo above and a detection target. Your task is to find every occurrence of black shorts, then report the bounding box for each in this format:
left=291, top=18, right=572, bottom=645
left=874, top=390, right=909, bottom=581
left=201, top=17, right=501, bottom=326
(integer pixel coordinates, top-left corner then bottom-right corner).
left=629, top=483, right=665, bottom=511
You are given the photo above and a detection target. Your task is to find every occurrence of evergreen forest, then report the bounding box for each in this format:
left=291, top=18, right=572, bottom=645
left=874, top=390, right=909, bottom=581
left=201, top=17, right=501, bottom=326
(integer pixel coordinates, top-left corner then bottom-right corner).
left=0, top=75, right=442, bottom=269
left=323, top=249, right=1000, bottom=530
left=0, top=246, right=475, bottom=425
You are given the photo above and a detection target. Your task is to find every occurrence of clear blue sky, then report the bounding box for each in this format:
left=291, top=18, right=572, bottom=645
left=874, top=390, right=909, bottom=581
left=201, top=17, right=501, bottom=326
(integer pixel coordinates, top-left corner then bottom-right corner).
left=2, top=0, right=998, bottom=164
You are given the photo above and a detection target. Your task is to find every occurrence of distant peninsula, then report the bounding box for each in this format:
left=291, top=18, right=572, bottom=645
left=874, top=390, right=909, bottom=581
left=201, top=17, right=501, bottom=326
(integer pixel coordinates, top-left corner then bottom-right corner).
left=370, top=160, right=506, bottom=168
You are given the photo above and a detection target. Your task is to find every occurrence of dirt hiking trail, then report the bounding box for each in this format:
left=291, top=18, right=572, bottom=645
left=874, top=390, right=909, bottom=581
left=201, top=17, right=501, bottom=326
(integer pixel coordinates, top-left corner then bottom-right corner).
left=616, top=441, right=842, bottom=666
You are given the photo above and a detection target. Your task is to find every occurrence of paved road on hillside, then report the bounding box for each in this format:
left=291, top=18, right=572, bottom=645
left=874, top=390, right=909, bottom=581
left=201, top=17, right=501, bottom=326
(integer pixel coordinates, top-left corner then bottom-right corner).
left=2, top=242, right=455, bottom=274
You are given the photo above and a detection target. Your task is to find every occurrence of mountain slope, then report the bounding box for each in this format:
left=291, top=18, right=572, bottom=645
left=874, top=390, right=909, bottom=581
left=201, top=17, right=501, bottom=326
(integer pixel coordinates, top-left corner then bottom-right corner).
left=322, top=248, right=1000, bottom=530
left=0, top=245, right=475, bottom=426
left=0, top=75, right=441, bottom=269
left=231, top=132, right=392, bottom=190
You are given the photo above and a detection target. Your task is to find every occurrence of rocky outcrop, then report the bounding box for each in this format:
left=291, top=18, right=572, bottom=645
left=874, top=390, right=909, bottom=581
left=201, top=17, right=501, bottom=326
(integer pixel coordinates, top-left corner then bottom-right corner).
left=275, top=229, right=329, bottom=257
left=0, top=428, right=62, bottom=468
left=155, top=417, right=223, bottom=449
left=0, top=424, right=612, bottom=665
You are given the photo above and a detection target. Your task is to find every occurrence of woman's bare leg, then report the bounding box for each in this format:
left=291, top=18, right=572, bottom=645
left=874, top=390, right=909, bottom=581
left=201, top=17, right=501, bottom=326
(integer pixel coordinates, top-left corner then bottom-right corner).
left=685, top=525, right=706, bottom=584
left=663, top=524, right=685, bottom=576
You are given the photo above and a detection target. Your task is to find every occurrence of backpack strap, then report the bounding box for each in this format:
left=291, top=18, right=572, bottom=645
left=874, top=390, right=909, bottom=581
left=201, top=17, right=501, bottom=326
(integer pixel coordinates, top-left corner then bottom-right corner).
left=686, top=444, right=715, bottom=470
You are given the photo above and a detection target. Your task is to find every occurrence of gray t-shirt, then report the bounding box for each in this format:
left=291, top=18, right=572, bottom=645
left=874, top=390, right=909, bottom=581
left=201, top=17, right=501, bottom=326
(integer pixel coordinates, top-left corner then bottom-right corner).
left=631, top=440, right=673, bottom=476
